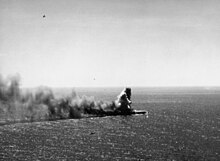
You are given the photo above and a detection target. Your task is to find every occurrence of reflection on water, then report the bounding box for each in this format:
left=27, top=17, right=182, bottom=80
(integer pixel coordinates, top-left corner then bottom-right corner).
left=0, top=87, right=219, bottom=160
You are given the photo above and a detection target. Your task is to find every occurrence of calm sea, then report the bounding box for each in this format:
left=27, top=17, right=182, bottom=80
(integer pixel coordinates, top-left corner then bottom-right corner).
left=0, top=87, right=219, bottom=160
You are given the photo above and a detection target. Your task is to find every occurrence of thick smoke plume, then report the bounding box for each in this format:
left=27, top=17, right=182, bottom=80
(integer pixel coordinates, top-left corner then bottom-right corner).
left=0, top=75, right=116, bottom=124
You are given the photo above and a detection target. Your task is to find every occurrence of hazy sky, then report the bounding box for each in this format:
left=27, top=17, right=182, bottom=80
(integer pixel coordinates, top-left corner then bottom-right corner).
left=1, top=0, right=220, bottom=87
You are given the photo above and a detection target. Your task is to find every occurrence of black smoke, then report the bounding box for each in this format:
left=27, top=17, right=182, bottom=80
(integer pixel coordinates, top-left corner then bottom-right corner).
left=0, top=74, right=116, bottom=124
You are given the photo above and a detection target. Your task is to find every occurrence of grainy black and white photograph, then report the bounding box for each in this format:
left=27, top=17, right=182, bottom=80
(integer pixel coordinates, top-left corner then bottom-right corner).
left=0, top=0, right=220, bottom=160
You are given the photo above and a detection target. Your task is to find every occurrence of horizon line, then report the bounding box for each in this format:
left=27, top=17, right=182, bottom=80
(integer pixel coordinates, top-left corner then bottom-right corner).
left=21, top=85, right=220, bottom=89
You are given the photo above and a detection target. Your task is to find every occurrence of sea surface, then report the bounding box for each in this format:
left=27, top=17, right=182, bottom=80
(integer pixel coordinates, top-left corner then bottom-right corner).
left=0, top=87, right=220, bottom=160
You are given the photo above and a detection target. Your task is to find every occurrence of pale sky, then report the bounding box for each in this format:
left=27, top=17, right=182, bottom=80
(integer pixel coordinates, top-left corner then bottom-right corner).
left=0, top=0, right=220, bottom=87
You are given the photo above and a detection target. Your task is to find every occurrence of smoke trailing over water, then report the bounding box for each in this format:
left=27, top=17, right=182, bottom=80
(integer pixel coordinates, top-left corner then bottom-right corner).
left=0, top=75, right=116, bottom=124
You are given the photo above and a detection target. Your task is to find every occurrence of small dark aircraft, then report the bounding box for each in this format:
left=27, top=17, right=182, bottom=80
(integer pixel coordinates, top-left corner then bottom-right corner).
left=43, top=15, right=46, bottom=18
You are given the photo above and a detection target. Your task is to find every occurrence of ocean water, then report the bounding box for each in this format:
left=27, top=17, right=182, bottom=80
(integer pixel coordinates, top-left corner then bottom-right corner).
left=0, top=87, right=219, bottom=160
